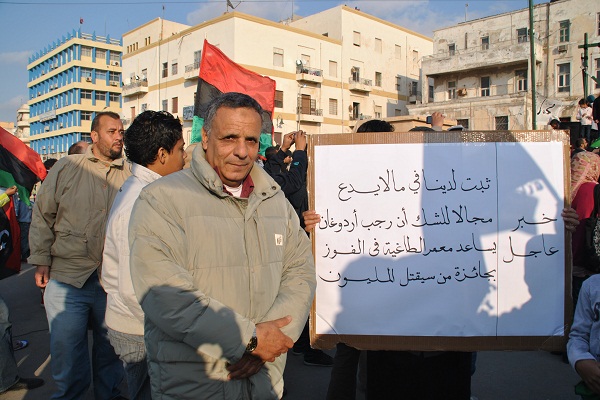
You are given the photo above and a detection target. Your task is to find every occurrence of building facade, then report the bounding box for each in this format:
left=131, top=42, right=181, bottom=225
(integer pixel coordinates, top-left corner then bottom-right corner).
left=122, top=6, right=432, bottom=145
left=27, top=30, right=123, bottom=159
left=409, top=0, right=600, bottom=130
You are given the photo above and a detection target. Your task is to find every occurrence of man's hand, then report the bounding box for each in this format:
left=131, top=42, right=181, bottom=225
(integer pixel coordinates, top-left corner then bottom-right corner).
left=575, top=359, right=600, bottom=394
left=562, top=207, right=579, bottom=233
left=227, top=353, right=264, bottom=380
left=431, top=112, right=444, bottom=129
left=253, top=316, right=294, bottom=363
left=294, top=130, right=307, bottom=151
left=35, top=265, right=50, bottom=288
left=281, top=132, right=295, bottom=153
left=4, top=186, right=17, bottom=197
left=302, top=210, right=320, bottom=233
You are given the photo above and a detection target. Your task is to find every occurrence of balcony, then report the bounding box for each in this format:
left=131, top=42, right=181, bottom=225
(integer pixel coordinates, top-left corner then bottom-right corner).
left=348, top=77, right=372, bottom=93
left=423, top=38, right=543, bottom=76
left=349, top=114, right=372, bottom=121
left=298, top=106, right=323, bottom=123
left=184, top=62, right=200, bottom=80
left=122, top=80, right=148, bottom=97
left=296, top=66, right=323, bottom=84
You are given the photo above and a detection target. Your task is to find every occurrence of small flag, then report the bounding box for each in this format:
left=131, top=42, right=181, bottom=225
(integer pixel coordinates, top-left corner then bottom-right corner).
left=191, top=39, right=275, bottom=155
left=80, top=18, right=84, bottom=25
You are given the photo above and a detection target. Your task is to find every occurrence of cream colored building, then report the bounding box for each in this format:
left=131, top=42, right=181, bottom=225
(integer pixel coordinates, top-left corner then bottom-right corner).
left=409, top=0, right=600, bottom=130
left=15, top=104, right=31, bottom=145
left=122, top=6, right=432, bottom=145
left=27, top=30, right=122, bottom=159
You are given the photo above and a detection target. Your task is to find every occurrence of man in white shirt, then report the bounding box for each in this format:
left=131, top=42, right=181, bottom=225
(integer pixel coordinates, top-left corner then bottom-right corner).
left=101, top=110, right=186, bottom=399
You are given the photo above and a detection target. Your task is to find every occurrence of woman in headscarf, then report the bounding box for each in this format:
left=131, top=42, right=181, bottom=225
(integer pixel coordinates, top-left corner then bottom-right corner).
left=571, top=151, right=600, bottom=303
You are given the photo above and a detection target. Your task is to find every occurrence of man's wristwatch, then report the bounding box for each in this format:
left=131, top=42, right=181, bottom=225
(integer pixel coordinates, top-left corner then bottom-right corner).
left=245, top=329, right=258, bottom=353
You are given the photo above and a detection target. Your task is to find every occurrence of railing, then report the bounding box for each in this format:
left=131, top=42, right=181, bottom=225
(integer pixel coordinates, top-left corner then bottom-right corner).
left=349, top=77, right=373, bottom=86
left=296, top=66, right=323, bottom=77
left=298, top=107, right=323, bottom=116
left=185, top=62, right=200, bottom=72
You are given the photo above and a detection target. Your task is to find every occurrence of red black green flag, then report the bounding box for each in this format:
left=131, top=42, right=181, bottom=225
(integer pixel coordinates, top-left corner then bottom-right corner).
left=191, top=39, right=275, bottom=154
left=0, top=127, right=46, bottom=276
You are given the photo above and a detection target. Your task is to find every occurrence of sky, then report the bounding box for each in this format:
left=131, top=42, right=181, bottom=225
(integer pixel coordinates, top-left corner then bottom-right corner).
left=0, top=0, right=545, bottom=124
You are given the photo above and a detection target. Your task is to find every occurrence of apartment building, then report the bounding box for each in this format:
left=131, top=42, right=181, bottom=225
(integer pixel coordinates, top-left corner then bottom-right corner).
left=27, top=30, right=123, bottom=159
left=409, top=0, right=600, bottom=130
left=122, top=6, right=432, bottom=145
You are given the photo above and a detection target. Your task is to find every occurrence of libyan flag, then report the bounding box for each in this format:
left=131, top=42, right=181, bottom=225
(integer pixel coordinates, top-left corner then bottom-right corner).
left=0, top=126, right=46, bottom=276
left=191, top=39, right=275, bottom=155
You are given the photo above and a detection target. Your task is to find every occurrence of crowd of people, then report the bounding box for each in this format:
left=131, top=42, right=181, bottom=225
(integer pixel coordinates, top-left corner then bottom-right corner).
left=0, top=91, right=599, bottom=399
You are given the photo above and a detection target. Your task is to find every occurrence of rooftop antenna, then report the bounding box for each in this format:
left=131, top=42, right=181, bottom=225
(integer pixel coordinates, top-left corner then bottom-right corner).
left=226, top=0, right=241, bottom=12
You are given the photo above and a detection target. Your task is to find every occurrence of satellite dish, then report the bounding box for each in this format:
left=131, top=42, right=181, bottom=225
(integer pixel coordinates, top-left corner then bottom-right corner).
left=296, top=59, right=303, bottom=66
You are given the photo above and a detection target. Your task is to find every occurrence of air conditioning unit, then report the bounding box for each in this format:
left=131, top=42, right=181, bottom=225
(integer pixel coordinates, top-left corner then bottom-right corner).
left=457, top=88, right=467, bottom=96
left=86, top=77, right=92, bottom=82
left=41, top=71, right=46, bottom=75
left=557, top=44, right=567, bottom=53
left=110, top=81, right=118, bottom=86
left=113, top=61, right=119, bottom=66
left=59, top=123, right=64, bottom=128
left=44, top=126, right=50, bottom=131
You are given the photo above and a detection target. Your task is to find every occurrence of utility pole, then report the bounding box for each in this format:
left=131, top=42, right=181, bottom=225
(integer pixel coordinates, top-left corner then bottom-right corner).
left=578, top=33, right=600, bottom=98
left=528, top=0, right=537, bottom=130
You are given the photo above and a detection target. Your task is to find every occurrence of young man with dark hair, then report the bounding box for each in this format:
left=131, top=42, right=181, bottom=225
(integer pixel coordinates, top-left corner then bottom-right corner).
left=102, top=110, right=186, bottom=399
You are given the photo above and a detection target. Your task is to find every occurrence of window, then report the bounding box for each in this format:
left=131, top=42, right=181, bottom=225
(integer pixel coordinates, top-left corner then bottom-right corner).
left=144, top=36, right=151, bottom=46
left=447, top=81, right=457, bottom=99
left=410, top=81, right=418, bottom=96
left=329, top=98, right=338, bottom=115
left=141, top=103, right=148, bottom=112
left=96, top=49, right=106, bottom=61
left=374, top=105, right=382, bottom=119
left=162, top=99, right=168, bottom=112
left=275, top=90, right=283, bottom=108
left=396, top=75, right=402, bottom=91
left=172, top=97, right=178, bottom=114
left=351, top=66, right=360, bottom=82
left=96, top=91, right=106, bottom=101
left=172, top=60, right=178, bottom=75
left=395, top=45, right=401, bottom=59
left=162, top=62, right=168, bottom=78
left=481, top=36, right=489, bottom=50
left=301, top=54, right=310, bottom=67
left=81, top=90, right=92, bottom=99
left=110, top=52, right=120, bottom=63
left=273, top=48, right=284, bottom=67
left=495, top=116, right=508, bottom=130
left=429, top=85, right=434, bottom=100
left=96, top=70, right=106, bottom=82
left=448, top=44, right=456, bottom=56
left=457, top=119, right=469, bottom=129
left=131, top=107, right=136, bottom=119
left=559, top=20, right=570, bottom=43
left=109, top=71, right=119, bottom=82
left=109, top=93, right=119, bottom=102
left=353, top=31, right=361, bottom=47
left=375, top=72, right=382, bottom=87
left=596, top=58, right=600, bottom=89
left=515, top=69, right=528, bottom=92
left=81, top=111, right=92, bottom=121
left=394, top=109, right=402, bottom=117
left=81, top=46, right=92, bottom=57
left=517, top=28, right=528, bottom=43
left=375, top=38, right=382, bottom=53
left=329, top=60, right=337, bottom=78
left=141, top=68, right=147, bottom=81
left=412, top=50, right=419, bottom=68
left=81, top=68, right=92, bottom=79
left=557, top=63, right=570, bottom=92
left=194, top=50, right=202, bottom=65
left=481, top=76, right=490, bottom=97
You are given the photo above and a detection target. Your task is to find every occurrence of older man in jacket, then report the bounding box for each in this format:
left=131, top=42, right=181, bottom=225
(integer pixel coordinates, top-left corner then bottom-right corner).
left=129, top=92, right=316, bottom=399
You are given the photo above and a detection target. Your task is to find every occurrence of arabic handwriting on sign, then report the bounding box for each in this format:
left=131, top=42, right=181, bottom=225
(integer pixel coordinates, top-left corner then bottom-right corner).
left=503, top=234, right=560, bottom=263
left=422, top=168, right=457, bottom=194
left=511, top=215, right=558, bottom=232
left=461, top=177, right=491, bottom=193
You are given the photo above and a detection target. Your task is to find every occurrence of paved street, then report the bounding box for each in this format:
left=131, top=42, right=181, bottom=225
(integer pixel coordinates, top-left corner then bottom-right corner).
left=1, top=264, right=581, bottom=399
